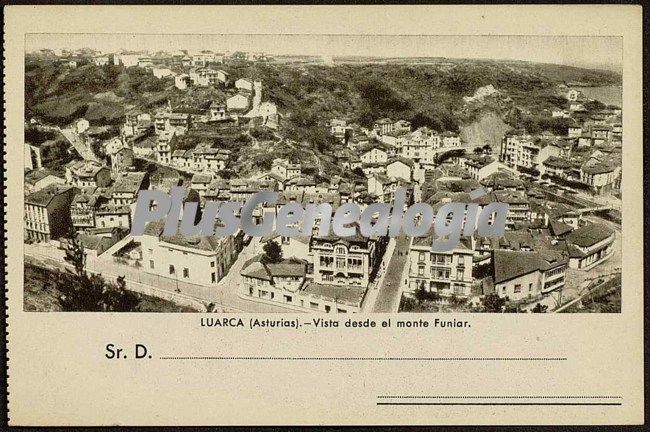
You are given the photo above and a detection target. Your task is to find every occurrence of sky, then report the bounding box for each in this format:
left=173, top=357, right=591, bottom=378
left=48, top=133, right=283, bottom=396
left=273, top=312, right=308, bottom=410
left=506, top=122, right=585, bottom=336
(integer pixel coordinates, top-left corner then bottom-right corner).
left=26, top=34, right=622, bottom=72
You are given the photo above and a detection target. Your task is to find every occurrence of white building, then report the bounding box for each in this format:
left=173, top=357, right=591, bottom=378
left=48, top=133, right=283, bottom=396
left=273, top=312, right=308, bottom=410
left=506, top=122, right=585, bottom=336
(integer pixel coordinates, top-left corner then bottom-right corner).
left=406, top=235, right=474, bottom=297
left=141, top=220, right=241, bottom=286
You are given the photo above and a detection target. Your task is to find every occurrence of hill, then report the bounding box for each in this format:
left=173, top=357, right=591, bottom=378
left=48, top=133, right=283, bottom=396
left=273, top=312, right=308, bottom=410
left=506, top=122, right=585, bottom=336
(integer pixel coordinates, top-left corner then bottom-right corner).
left=24, top=55, right=621, bottom=157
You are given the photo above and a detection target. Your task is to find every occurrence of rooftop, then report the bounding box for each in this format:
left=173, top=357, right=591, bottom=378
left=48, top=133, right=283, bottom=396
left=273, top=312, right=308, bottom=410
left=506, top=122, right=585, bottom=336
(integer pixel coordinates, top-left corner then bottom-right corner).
left=25, top=183, right=74, bottom=207
left=492, top=250, right=546, bottom=284
left=566, top=223, right=614, bottom=248
left=301, top=282, right=366, bottom=306
left=111, top=172, right=147, bottom=194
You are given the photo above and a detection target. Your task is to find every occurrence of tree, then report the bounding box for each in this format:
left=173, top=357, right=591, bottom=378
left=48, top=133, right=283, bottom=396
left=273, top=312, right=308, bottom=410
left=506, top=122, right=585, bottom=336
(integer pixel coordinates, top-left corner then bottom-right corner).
left=103, top=276, right=141, bottom=312
left=262, top=240, right=283, bottom=264
left=352, top=167, right=366, bottom=177
left=481, top=293, right=506, bottom=313
left=63, top=230, right=86, bottom=277
left=414, top=282, right=440, bottom=303
left=531, top=303, right=548, bottom=313
left=60, top=230, right=141, bottom=311
left=473, top=147, right=483, bottom=155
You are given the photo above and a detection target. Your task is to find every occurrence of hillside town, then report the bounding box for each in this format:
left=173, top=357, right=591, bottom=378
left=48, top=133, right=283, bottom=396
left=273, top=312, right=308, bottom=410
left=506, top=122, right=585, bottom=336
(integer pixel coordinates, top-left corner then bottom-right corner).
left=24, top=47, right=622, bottom=313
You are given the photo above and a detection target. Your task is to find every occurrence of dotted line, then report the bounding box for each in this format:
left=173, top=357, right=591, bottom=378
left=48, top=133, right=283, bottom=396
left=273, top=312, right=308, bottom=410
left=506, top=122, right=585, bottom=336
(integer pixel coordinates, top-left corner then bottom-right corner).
left=378, top=396, right=622, bottom=399
left=159, top=356, right=567, bottom=361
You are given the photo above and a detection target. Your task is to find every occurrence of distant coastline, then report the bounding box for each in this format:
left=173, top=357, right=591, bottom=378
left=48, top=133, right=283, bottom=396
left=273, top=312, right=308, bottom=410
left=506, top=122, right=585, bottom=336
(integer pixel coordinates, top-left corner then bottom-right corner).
left=574, top=85, right=622, bottom=106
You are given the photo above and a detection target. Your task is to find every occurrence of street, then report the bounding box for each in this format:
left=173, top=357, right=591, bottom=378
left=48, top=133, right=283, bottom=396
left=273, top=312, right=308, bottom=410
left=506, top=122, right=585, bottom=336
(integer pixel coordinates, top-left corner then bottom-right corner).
left=24, top=238, right=298, bottom=313
left=371, top=235, right=411, bottom=313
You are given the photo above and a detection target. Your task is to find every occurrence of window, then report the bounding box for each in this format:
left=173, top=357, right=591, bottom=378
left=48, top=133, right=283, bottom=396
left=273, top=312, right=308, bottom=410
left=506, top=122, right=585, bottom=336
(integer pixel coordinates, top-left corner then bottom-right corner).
left=284, top=295, right=292, bottom=303
left=335, top=246, right=347, bottom=255
left=457, top=255, right=465, bottom=266
left=211, top=272, right=216, bottom=283
left=514, top=284, right=522, bottom=293
left=149, top=260, right=154, bottom=269
left=310, top=302, right=319, bottom=309
left=528, top=283, right=533, bottom=292
left=456, top=270, right=464, bottom=281
left=211, top=261, right=215, bottom=268
left=169, top=265, right=175, bottom=275
left=325, top=305, right=331, bottom=313
left=183, top=268, right=189, bottom=278
left=419, top=252, right=425, bottom=262
left=418, top=265, right=425, bottom=276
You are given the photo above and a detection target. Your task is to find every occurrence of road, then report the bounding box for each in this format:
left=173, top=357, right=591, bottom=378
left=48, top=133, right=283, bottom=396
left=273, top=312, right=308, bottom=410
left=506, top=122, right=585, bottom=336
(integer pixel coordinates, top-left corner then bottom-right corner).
left=360, top=237, right=396, bottom=313
left=58, top=127, right=100, bottom=162
left=371, top=235, right=411, bottom=313
left=24, top=239, right=297, bottom=313
left=524, top=213, right=622, bottom=312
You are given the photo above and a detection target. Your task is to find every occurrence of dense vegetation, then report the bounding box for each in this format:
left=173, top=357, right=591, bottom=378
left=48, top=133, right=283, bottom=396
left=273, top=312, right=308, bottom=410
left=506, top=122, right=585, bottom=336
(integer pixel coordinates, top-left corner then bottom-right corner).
left=25, top=54, right=620, bottom=177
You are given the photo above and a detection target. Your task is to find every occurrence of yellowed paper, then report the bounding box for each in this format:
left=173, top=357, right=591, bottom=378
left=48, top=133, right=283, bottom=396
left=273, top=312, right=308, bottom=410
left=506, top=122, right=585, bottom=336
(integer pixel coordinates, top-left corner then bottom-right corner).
left=5, top=5, right=644, bottom=426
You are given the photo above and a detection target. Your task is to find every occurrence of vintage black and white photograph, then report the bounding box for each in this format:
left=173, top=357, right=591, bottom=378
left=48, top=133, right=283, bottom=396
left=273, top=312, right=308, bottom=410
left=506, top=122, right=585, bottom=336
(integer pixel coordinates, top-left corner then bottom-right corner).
left=23, top=33, right=623, bottom=314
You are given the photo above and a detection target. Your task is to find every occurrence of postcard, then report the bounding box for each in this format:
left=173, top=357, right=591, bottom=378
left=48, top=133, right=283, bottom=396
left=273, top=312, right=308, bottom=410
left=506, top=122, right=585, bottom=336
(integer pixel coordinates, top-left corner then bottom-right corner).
left=4, top=5, right=644, bottom=426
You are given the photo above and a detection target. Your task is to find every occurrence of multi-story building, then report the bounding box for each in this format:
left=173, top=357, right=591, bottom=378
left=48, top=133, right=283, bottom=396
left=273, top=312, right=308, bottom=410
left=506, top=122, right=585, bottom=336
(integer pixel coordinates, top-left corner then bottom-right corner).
left=580, top=161, right=620, bottom=195
left=109, top=172, right=149, bottom=206
left=441, top=131, right=461, bottom=147
left=24, top=184, right=77, bottom=242
left=500, top=130, right=531, bottom=167
left=373, top=118, right=394, bottom=135
left=385, top=157, right=414, bottom=181
left=168, top=112, right=191, bottom=135
left=241, top=259, right=307, bottom=306
left=492, top=249, right=567, bottom=302
left=104, top=138, right=134, bottom=177
left=590, top=124, right=613, bottom=145
left=209, top=101, right=227, bottom=121
left=155, top=130, right=175, bottom=164
left=191, top=173, right=213, bottom=198
left=500, top=132, right=561, bottom=171
left=70, top=191, right=105, bottom=232
left=65, top=160, right=112, bottom=189
left=271, top=158, right=302, bottom=180
left=457, top=155, right=501, bottom=181
left=309, top=228, right=387, bottom=287
left=406, top=235, right=474, bottom=297
left=366, top=174, right=412, bottom=204
left=141, top=220, right=242, bottom=286
left=540, top=156, right=573, bottom=178
left=328, top=119, right=348, bottom=140
left=493, top=190, right=531, bottom=228
left=192, top=146, right=229, bottom=173
left=567, top=125, right=582, bottom=138
left=24, top=168, right=66, bottom=195
left=240, top=258, right=364, bottom=313
left=95, top=204, right=131, bottom=230
left=360, top=144, right=389, bottom=165
left=154, top=111, right=169, bottom=134
left=566, top=223, right=616, bottom=270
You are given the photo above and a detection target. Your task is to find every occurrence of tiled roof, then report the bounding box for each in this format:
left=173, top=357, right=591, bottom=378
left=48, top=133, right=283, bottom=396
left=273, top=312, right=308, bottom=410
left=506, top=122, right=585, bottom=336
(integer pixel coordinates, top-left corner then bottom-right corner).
left=566, top=223, right=614, bottom=248
left=492, top=250, right=545, bottom=284
left=301, top=282, right=365, bottom=305
left=25, top=183, right=74, bottom=207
